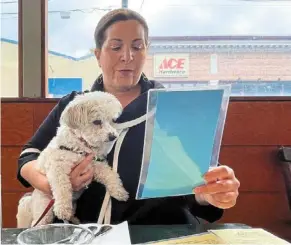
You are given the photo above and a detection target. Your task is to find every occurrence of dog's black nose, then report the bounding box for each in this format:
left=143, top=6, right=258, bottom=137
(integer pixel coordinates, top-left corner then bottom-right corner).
left=108, top=133, right=117, bottom=141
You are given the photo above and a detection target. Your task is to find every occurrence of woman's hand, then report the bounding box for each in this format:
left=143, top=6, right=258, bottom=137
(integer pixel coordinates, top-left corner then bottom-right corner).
left=70, top=154, right=95, bottom=191
left=193, top=165, right=240, bottom=209
left=20, top=160, right=52, bottom=196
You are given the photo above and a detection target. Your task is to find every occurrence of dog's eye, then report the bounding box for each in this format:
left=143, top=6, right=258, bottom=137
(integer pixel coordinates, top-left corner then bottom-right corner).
left=93, top=120, right=102, bottom=126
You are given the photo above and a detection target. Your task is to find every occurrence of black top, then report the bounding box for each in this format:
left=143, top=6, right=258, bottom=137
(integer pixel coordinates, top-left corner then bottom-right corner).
left=17, top=76, right=223, bottom=225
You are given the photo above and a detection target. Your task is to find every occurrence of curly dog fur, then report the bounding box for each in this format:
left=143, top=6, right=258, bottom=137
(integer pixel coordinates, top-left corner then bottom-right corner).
left=16, top=91, right=129, bottom=228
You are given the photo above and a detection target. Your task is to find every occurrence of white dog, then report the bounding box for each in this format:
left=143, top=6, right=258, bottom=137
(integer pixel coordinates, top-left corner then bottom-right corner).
left=16, top=91, right=129, bottom=228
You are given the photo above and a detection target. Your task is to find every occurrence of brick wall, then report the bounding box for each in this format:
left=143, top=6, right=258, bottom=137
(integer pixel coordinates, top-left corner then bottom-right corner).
left=143, top=52, right=291, bottom=81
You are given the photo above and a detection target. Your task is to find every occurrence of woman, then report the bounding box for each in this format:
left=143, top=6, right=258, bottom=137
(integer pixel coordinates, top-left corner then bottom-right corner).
left=18, top=8, right=240, bottom=225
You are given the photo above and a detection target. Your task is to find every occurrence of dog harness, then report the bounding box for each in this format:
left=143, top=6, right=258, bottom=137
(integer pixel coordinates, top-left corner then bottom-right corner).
left=58, top=142, right=107, bottom=162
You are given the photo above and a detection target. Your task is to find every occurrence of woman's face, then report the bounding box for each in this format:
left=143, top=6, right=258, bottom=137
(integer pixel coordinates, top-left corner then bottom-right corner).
left=95, top=20, right=147, bottom=92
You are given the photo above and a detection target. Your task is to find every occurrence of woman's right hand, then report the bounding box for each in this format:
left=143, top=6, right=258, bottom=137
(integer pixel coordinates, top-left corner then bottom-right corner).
left=70, top=154, right=95, bottom=191
left=20, top=160, right=52, bottom=196
left=21, top=154, right=94, bottom=194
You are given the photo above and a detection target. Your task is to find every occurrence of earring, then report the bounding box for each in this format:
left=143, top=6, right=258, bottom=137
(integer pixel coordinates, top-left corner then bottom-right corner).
left=142, top=73, right=148, bottom=82
left=97, top=75, right=103, bottom=84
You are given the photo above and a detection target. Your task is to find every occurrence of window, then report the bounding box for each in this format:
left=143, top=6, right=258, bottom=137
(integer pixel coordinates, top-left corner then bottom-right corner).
left=47, top=0, right=291, bottom=97
left=0, top=0, right=19, bottom=97
left=47, top=0, right=121, bottom=98
left=128, top=0, right=291, bottom=96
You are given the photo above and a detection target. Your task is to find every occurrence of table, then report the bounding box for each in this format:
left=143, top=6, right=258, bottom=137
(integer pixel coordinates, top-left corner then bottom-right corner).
left=1, top=223, right=250, bottom=244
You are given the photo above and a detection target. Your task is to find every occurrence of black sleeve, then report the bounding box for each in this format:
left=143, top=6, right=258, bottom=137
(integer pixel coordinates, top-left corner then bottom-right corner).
left=184, top=195, right=224, bottom=223
left=17, top=92, right=78, bottom=187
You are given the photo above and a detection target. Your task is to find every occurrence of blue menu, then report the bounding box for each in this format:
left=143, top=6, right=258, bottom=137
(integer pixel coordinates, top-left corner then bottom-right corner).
left=136, top=87, right=230, bottom=199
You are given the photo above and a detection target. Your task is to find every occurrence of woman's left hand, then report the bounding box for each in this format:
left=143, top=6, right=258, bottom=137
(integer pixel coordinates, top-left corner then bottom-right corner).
left=193, top=165, right=240, bottom=209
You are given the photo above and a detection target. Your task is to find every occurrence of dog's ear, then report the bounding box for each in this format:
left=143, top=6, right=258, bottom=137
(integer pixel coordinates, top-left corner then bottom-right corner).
left=60, top=102, right=88, bottom=129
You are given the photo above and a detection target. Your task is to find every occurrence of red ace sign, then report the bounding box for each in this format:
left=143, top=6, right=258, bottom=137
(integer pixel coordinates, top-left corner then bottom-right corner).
left=154, top=54, right=189, bottom=78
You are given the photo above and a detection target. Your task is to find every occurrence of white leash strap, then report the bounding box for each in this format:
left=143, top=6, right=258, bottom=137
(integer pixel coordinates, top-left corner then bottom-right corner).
left=97, top=191, right=111, bottom=224
left=97, top=110, right=155, bottom=224
left=97, top=128, right=128, bottom=224
left=114, top=109, right=155, bottom=131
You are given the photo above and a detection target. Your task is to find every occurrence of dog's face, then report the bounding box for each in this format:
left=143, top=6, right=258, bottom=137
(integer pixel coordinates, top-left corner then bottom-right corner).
left=60, top=91, right=122, bottom=152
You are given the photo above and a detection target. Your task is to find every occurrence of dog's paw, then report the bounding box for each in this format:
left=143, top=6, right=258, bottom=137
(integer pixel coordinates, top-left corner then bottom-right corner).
left=110, top=187, right=129, bottom=201
left=53, top=203, right=73, bottom=221
left=70, top=216, right=80, bottom=225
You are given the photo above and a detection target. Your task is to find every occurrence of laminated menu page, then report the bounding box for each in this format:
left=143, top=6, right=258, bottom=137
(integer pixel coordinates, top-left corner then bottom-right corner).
left=136, top=85, right=231, bottom=199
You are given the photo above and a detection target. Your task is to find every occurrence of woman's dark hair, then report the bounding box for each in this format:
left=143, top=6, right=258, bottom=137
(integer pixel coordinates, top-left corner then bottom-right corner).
left=94, top=8, right=149, bottom=49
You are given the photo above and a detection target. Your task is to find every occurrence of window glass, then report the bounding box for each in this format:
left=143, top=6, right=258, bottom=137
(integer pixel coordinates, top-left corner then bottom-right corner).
left=129, top=0, right=291, bottom=96
left=47, top=0, right=120, bottom=97
left=47, top=0, right=291, bottom=97
left=1, top=0, right=19, bottom=97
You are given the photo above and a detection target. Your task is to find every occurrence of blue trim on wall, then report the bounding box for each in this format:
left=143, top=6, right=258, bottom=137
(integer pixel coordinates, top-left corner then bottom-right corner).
left=1, top=37, right=94, bottom=61
left=48, top=77, right=82, bottom=97
left=48, top=50, right=94, bottom=61
left=1, top=38, right=18, bottom=45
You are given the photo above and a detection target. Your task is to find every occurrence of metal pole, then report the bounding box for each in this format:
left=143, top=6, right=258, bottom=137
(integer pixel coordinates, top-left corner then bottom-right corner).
left=122, top=0, right=128, bottom=8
